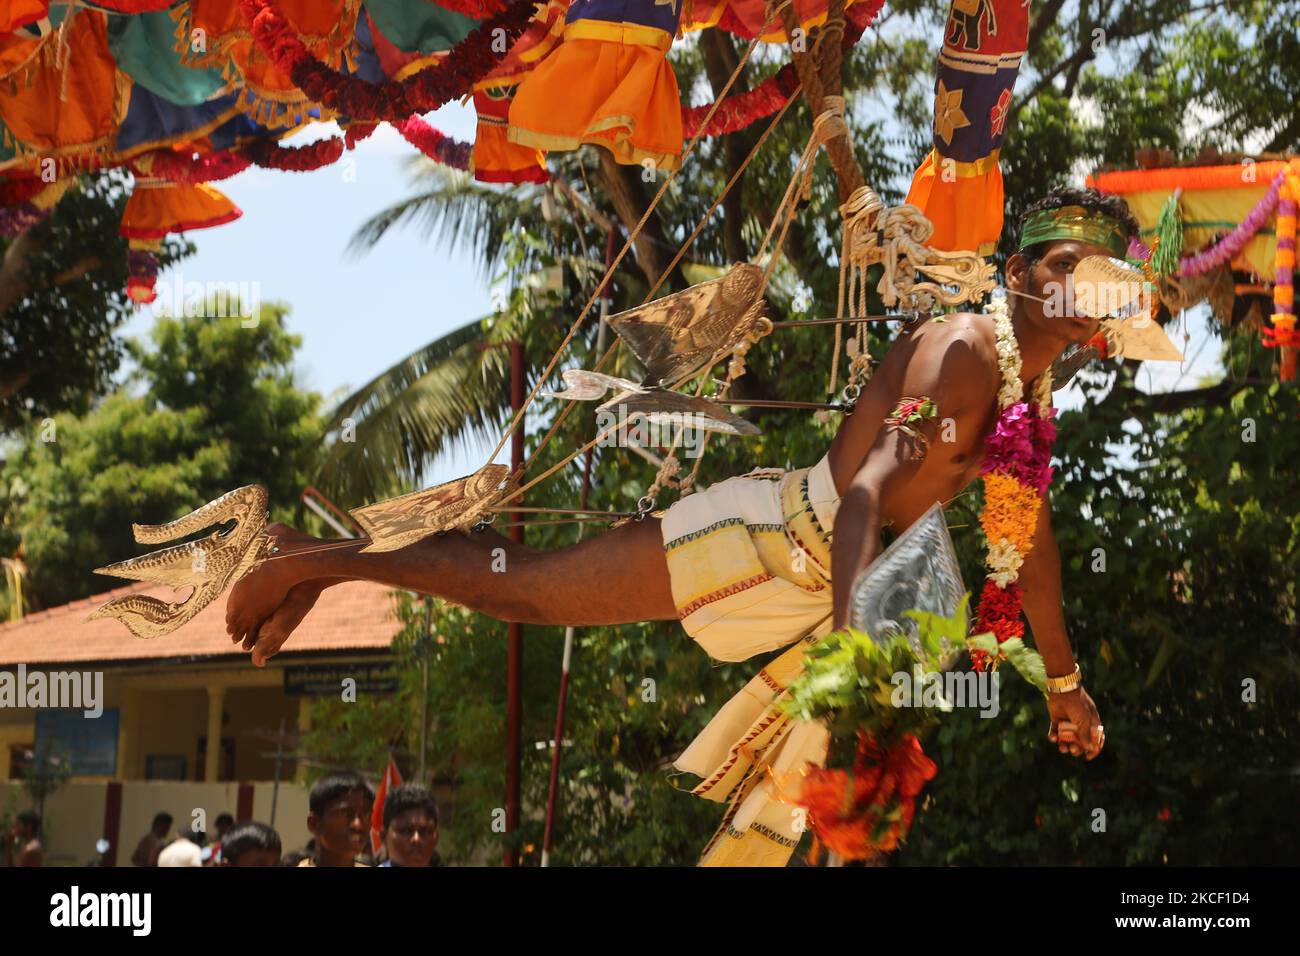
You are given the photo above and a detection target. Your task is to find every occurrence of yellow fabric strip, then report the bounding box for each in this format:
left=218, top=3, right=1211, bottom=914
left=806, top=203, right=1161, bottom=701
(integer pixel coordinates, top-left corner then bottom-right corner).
left=562, top=20, right=673, bottom=52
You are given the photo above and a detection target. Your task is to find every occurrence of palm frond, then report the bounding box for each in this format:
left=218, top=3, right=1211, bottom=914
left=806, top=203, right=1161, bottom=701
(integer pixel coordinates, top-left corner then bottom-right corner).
left=347, top=164, right=544, bottom=281
left=317, top=317, right=512, bottom=506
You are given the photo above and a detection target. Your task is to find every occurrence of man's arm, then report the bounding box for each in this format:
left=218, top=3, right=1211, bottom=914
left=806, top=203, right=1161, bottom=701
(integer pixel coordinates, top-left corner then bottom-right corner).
left=1017, top=499, right=1077, bottom=677
left=831, top=322, right=996, bottom=628
left=1019, top=495, right=1104, bottom=759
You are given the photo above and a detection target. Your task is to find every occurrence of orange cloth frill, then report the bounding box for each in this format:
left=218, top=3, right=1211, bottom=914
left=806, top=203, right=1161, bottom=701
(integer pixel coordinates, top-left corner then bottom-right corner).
left=508, top=0, right=684, bottom=171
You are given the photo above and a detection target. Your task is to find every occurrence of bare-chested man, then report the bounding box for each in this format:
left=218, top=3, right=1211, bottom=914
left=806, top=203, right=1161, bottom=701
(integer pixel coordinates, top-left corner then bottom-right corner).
left=228, top=187, right=1130, bottom=769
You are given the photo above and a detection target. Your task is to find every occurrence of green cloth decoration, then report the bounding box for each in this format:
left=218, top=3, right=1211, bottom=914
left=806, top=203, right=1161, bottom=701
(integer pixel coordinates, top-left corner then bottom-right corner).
left=1150, top=190, right=1184, bottom=276
left=108, top=10, right=227, bottom=108
left=364, top=0, right=478, bottom=54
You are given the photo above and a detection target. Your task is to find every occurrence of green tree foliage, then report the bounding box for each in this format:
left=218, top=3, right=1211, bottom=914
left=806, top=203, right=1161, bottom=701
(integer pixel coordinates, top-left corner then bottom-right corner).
left=0, top=172, right=189, bottom=429
left=0, top=309, right=324, bottom=607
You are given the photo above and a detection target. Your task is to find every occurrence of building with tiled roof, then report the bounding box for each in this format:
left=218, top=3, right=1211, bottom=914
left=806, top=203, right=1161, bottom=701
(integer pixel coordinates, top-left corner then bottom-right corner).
left=0, top=579, right=404, bottom=865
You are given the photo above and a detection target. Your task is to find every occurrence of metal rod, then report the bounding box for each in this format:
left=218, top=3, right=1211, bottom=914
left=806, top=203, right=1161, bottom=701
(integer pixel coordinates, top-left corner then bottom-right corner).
left=770, top=314, right=912, bottom=327
left=723, top=398, right=848, bottom=411
left=496, top=516, right=623, bottom=528
left=487, top=505, right=628, bottom=516
left=504, top=339, right=525, bottom=867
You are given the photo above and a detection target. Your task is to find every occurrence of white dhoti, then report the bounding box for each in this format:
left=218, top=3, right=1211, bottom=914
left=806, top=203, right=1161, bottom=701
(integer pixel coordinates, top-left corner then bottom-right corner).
left=660, top=454, right=845, bottom=866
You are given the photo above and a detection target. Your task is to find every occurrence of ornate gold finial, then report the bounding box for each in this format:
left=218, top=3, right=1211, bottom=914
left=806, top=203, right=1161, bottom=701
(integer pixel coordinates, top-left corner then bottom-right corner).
left=88, top=485, right=273, bottom=639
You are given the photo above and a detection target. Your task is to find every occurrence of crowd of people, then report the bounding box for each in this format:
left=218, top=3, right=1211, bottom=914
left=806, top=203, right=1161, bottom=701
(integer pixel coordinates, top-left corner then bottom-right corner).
left=5, top=772, right=440, bottom=868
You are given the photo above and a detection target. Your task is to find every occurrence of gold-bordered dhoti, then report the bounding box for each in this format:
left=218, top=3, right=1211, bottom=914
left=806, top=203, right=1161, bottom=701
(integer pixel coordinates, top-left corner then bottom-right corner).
left=661, top=454, right=845, bottom=866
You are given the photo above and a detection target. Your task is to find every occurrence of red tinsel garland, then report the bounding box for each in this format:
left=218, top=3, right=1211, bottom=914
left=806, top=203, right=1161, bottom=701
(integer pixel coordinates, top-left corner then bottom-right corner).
left=682, top=0, right=884, bottom=139
left=0, top=175, right=47, bottom=209
left=146, top=150, right=252, bottom=184
left=238, top=0, right=537, bottom=121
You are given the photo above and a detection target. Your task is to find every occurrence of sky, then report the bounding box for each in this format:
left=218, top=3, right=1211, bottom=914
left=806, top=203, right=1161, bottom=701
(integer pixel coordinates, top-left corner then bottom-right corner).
left=121, top=103, right=499, bottom=482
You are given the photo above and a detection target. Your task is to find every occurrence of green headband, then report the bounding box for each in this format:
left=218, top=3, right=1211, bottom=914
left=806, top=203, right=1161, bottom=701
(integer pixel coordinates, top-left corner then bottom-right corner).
left=1019, top=205, right=1130, bottom=259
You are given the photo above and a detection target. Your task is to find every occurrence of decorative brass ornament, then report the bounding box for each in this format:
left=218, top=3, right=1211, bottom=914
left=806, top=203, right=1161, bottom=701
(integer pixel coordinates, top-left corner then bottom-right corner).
left=349, top=464, right=515, bottom=553
left=1071, top=255, right=1147, bottom=319
left=841, top=188, right=997, bottom=311
left=606, top=263, right=768, bottom=386
left=544, top=369, right=761, bottom=436
left=88, top=485, right=273, bottom=639
left=1101, top=315, right=1184, bottom=361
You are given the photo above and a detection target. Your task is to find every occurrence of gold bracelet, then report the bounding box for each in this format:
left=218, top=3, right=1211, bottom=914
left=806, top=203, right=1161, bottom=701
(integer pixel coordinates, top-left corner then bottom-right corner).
left=1045, top=663, right=1082, bottom=694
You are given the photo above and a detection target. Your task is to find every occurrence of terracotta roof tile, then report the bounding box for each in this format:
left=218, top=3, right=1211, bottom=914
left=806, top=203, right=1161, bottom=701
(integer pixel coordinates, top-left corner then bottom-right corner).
left=0, top=580, right=403, bottom=666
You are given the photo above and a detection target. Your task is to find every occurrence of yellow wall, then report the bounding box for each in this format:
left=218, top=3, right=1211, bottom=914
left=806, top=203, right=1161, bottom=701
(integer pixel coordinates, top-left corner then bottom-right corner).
left=133, top=689, right=207, bottom=780
left=1, top=656, right=388, bottom=784
left=1, top=779, right=312, bottom=866
left=251, top=781, right=312, bottom=854
left=224, top=686, right=300, bottom=781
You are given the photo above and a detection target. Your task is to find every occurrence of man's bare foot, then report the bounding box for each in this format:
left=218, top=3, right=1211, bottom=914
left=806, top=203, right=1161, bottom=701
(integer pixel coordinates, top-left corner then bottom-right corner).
left=226, top=523, right=320, bottom=647
left=247, top=581, right=326, bottom=667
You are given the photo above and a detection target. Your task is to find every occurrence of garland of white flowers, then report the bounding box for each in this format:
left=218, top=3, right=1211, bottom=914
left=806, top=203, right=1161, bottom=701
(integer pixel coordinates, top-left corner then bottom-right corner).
left=989, top=293, right=1053, bottom=414
left=972, top=292, right=1056, bottom=668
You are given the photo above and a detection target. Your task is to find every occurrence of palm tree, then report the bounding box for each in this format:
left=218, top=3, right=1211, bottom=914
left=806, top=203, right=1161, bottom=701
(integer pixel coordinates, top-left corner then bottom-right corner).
left=318, top=161, right=612, bottom=506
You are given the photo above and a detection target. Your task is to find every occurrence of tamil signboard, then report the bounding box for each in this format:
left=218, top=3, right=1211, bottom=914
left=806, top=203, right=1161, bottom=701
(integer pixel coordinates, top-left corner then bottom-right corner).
left=283, top=662, right=399, bottom=697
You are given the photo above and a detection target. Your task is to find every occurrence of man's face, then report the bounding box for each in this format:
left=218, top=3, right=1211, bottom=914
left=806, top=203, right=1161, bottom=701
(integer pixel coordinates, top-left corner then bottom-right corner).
left=385, top=808, right=438, bottom=868
left=1007, top=239, right=1117, bottom=345
left=309, top=789, right=372, bottom=861
left=225, top=848, right=280, bottom=868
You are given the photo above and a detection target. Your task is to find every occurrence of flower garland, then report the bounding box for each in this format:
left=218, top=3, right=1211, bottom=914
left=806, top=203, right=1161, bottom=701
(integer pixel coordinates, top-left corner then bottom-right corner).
left=397, top=115, right=474, bottom=172
left=972, top=294, right=1056, bottom=670
left=682, top=0, right=884, bottom=139
left=795, top=731, right=937, bottom=861
left=238, top=0, right=537, bottom=121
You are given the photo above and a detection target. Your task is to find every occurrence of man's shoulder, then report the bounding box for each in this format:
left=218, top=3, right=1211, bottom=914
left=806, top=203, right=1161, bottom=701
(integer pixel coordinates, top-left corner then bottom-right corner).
left=910, top=312, right=998, bottom=373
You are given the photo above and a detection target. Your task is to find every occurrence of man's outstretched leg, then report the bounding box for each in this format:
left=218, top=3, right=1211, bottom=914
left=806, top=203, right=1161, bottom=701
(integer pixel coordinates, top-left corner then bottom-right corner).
left=226, top=517, right=679, bottom=665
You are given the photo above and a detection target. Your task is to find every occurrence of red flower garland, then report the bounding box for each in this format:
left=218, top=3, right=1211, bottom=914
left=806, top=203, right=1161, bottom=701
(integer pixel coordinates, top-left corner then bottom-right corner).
left=242, top=135, right=345, bottom=172
left=238, top=0, right=538, bottom=121
left=796, top=731, right=937, bottom=861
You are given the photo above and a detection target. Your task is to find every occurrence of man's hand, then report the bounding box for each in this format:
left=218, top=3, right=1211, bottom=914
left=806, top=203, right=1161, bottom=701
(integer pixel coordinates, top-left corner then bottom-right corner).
left=242, top=581, right=327, bottom=667
left=1046, top=686, right=1104, bottom=760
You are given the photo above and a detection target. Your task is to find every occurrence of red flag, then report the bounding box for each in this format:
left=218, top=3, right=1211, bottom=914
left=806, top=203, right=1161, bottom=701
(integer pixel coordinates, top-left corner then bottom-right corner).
left=370, top=756, right=403, bottom=858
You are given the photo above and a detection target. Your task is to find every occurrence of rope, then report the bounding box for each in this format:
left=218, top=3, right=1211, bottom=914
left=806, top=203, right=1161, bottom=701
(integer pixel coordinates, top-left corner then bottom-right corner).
left=519, top=93, right=799, bottom=481
left=483, top=0, right=795, bottom=472
left=830, top=184, right=885, bottom=394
